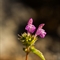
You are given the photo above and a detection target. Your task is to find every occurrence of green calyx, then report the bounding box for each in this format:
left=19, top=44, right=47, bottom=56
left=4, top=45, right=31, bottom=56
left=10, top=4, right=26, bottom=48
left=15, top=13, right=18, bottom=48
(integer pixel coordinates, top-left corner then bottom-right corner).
left=18, top=32, right=37, bottom=46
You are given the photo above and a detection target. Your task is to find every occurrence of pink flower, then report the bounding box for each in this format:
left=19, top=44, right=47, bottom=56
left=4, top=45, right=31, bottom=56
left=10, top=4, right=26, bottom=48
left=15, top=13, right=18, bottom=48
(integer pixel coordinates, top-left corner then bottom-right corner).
left=25, top=18, right=46, bottom=38
left=35, top=24, right=46, bottom=38
left=25, top=18, right=36, bottom=33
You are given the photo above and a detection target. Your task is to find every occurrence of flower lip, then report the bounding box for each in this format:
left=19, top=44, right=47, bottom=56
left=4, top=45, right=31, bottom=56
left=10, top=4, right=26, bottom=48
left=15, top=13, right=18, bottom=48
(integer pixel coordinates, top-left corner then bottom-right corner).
left=28, top=18, right=33, bottom=24
left=39, top=29, right=46, bottom=38
left=39, top=23, right=45, bottom=29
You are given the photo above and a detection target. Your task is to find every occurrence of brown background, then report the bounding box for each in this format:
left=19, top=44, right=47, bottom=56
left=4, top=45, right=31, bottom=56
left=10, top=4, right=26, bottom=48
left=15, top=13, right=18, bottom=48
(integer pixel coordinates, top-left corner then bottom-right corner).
left=0, top=0, right=60, bottom=60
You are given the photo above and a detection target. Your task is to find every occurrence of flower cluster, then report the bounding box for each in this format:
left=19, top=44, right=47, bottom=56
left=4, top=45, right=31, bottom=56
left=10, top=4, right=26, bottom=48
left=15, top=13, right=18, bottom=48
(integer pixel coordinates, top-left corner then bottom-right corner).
left=25, top=18, right=46, bottom=38
left=18, top=18, right=46, bottom=46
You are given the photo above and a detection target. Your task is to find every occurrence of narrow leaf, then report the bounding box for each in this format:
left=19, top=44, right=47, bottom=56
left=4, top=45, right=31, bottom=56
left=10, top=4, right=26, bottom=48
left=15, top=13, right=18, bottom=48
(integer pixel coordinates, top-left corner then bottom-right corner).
left=30, top=46, right=45, bottom=60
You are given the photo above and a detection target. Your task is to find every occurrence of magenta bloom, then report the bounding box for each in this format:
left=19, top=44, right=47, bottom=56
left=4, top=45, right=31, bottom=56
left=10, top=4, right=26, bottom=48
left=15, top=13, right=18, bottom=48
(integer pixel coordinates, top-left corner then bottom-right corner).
left=25, top=18, right=36, bottom=33
left=35, top=24, right=46, bottom=38
left=25, top=18, right=46, bottom=38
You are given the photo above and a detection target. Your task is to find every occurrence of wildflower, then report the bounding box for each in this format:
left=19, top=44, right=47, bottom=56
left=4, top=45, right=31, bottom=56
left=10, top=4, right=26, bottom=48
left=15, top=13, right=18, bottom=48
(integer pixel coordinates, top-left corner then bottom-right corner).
left=18, top=18, right=46, bottom=60
left=25, top=18, right=36, bottom=33
left=35, top=24, right=46, bottom=38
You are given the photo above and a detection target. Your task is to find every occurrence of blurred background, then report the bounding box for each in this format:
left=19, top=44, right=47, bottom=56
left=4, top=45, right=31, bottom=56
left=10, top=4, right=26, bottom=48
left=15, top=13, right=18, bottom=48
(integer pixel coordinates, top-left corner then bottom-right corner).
left=0, top=0, right=60, bottom=60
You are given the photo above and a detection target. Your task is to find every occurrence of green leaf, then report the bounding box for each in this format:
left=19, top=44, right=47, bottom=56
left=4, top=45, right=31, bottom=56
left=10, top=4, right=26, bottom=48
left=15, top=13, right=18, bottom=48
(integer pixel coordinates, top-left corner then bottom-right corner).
left=30, top=46, right=45, bottom=60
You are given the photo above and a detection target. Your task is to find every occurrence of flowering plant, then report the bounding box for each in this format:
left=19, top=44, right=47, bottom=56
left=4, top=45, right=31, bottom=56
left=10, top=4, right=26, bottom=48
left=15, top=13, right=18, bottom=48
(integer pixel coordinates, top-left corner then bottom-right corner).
left=18, top=18, right=46, bottom=60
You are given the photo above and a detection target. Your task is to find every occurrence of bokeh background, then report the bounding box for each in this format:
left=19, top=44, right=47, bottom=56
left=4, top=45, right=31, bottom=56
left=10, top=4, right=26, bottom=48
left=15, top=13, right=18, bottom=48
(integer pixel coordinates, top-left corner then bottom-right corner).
left=0, top=0, right=60, bottom=60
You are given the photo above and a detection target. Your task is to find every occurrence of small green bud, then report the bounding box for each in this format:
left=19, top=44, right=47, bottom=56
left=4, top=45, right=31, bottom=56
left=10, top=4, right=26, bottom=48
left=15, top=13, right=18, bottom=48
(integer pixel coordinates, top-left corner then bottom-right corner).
left=28, top=38, right=32, bottom=42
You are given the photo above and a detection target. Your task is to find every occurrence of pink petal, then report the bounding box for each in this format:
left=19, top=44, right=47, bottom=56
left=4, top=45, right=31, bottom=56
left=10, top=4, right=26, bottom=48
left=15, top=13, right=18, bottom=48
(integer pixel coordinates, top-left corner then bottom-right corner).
left=28, top=18, right=33, bottom=24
